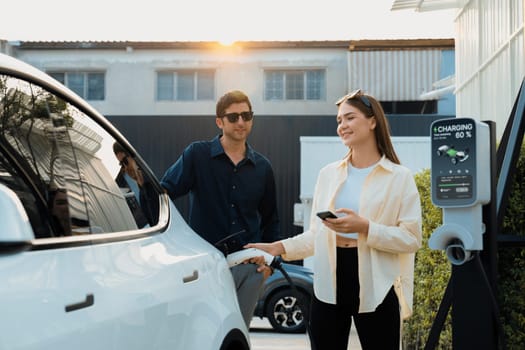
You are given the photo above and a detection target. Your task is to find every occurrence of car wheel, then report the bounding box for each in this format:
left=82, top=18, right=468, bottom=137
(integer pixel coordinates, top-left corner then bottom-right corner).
left=265, top=288, right=309, bottom=333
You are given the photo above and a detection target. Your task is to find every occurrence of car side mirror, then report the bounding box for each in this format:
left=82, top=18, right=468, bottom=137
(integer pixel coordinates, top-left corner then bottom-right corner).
left=0, top=183, right=34, bottom=253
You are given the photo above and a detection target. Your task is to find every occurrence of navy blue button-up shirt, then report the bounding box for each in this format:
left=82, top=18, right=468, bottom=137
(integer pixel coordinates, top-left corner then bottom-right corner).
left=161, top=135, right=280, bottom=248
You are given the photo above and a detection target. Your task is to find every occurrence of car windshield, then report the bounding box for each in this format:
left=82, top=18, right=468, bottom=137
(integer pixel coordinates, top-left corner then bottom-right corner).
left=0, top=74, right=143, bottom=237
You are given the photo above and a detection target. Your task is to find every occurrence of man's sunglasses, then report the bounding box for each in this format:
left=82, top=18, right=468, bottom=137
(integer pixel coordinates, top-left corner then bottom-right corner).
left=119, top=155, right=129, bottom=167
left=222, top=111, right=254, bottom=123
left=335, top=89, right=372, bottom=109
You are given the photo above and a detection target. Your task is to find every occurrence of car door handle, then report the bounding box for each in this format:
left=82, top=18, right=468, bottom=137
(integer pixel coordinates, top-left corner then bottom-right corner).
left=65, top=294, right=94, bottom=312
left=183, top=270, right=199, bottom=283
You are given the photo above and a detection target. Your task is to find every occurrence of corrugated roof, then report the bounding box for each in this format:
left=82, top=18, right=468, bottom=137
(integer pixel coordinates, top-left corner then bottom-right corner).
left=14, top=40, right=353, bottom=50
left=349, top=38, right=454, bottom=51
left=13, top=39, right=454, bottom=51
left=391, top=0, right=464, bottom=12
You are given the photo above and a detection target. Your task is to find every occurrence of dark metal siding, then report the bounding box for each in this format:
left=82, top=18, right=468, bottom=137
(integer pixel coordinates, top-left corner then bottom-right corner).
left=107, top=114, right=450, bottom=239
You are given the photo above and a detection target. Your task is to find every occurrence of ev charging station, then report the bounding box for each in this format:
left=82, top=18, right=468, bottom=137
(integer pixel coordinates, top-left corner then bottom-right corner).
left=429, top=117, right=491, bottom=264
left=424, top=82, right=525, bottom=350
left=426, top=117, right=500, bottom=350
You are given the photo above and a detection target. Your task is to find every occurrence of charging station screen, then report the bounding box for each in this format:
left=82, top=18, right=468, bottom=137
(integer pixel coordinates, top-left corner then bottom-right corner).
left=431, top=118, right=477, bottom=207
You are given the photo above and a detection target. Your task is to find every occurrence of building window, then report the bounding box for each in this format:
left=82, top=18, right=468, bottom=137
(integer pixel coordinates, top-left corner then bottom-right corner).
left=48, top=71, right=105, bottom=101
left=157, top=70, right=215, bottom=101
left=381, top=101, right=438, bottom=114
left=264, top=69, right=325, bottom=101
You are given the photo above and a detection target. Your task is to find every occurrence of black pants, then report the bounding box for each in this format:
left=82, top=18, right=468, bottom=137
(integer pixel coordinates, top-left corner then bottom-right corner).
left=308, top=247, right=400, bottom=350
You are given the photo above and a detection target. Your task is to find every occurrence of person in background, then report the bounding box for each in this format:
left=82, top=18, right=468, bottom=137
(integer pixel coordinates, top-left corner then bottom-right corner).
left=246, top=89, right=422, bottom=349
left=160, top=90, right=280, bottom=327
left=113, top=142, right=158, bottom=228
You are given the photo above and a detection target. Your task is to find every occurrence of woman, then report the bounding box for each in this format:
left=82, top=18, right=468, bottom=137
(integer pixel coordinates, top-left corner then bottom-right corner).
left=246, top=89, right=422, bottom=350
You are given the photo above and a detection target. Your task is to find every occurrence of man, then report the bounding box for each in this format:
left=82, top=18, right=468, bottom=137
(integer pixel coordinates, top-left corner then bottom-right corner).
left=161, top=90, right=280, bottom=327
left=113, top=142, right=158, bottom=228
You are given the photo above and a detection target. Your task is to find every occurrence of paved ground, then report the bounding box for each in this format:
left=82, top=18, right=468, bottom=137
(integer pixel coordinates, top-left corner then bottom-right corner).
left=249, top=318, right=362, bottom=350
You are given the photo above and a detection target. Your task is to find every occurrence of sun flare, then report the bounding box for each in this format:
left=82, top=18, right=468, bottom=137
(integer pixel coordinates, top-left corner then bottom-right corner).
left=218, top=38, right=236, bottom=46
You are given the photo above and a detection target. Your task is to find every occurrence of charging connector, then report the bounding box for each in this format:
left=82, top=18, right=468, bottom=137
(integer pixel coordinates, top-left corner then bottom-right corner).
left=226, top=248, right=276, bottom=267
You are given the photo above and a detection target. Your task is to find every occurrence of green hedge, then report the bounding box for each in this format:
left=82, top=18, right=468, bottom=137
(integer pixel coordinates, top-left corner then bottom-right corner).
left=403, top=141, right=525, bottom=349
left=498, top=141, right=525, bottom=349
left=403, top=169, right=451, bottom=349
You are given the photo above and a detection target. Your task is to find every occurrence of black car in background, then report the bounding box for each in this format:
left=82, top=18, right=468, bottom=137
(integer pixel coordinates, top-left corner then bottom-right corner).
left=254, top=262, right=313, bottom=333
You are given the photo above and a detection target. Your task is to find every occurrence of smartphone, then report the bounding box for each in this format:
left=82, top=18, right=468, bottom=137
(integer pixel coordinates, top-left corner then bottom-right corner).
left=316, top=211, right=338, bottom=220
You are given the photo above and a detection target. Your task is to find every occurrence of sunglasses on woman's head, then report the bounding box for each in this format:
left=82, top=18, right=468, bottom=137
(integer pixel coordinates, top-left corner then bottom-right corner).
left=336, top=89, right=372, bottom=109
left=222, top=111, right=254, bottom=123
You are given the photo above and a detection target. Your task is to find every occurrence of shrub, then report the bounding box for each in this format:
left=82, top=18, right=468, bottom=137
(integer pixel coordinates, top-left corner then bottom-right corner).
left=498, top=141, right=525, bottom=349
left=403, top=169, right=451, bottom=349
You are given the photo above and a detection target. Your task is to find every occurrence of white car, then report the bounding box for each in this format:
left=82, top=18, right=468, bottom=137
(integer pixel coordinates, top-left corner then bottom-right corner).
left=0, top=53, right=249, bottom=350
